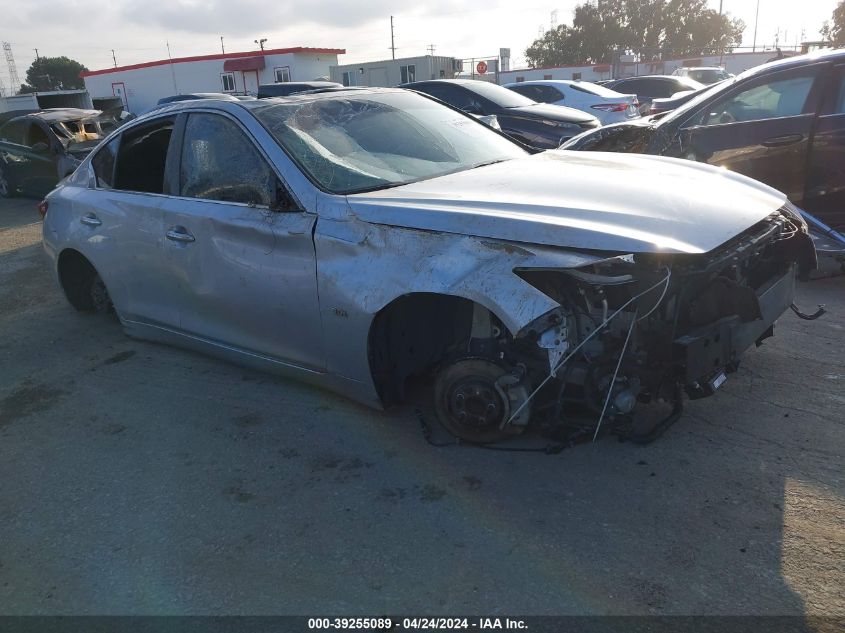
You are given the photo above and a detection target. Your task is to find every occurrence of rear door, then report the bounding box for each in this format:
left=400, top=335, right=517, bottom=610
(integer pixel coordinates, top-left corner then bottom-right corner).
left=81, top=116, right=181, bottom=326
left=158, top=110, right=324, bottom=370
left=672, top=63, right=826, bottom=203
left=804, top=63, right=845, bottom=228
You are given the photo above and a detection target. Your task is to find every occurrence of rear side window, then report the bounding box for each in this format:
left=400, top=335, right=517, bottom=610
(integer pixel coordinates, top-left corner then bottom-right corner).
left=180, top=113, right=275, bottom=206
left=92, top=137, right=120, bottom=188
left=534, top=85, right=563, bottom=103
left=114, top=119, right=174, bottom=194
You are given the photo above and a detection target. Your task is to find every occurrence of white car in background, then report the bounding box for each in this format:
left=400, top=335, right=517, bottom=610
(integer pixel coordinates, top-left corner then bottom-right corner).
left=505, top=80, right=640, bottom=125
left=671, top=66, right=734, bottom=85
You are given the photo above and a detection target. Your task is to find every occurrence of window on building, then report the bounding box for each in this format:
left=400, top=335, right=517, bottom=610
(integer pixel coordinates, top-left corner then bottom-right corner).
left=400, top=64, right=416, bottom=84
left=180, top=113, right=276, bottom=207
left=543, top=74, right=553, bottom=80
left=572, top=72, right=582, bottom=81
left=342, top=71, right=357, bottom=87
left=221, top=72, right=236, bottom=92
left=274, top=66, right=291, bottom=83
left=515, top=76, right=525, bottom=83
left=114, top=118, right=174, bottom=194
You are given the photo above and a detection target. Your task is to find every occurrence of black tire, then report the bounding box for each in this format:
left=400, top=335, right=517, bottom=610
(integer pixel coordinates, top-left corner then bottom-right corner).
left=433, top=358, right=523, bottom=444
left=60, top=254, right=113, bottom=313
left=0, top=162, right=16, bottom=198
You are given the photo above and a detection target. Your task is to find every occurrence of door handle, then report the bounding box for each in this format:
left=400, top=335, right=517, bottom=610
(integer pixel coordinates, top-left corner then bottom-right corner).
left=80, top=213, right=101, bottom=227
left=166, top=227, right=195, bottom=243
left=762, top=134, right=804, bottom=148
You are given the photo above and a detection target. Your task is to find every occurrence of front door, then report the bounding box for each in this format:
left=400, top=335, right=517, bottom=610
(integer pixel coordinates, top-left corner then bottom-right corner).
left=243, top=70, right=259, bottom=95
left=804, top=63, right=845, bottom=228
left=673, top=64, right=825, bottom=203
left=158, top=111, right=324, bottom=370
left=15, top=121, right=58, bottom=196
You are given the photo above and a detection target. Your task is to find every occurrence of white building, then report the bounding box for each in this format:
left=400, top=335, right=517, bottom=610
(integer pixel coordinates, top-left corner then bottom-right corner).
left=82, top=46, right=345, bottom=114
left=498, top=50, right=797, bottom=84
left=330, top=55, right=461, bottom=87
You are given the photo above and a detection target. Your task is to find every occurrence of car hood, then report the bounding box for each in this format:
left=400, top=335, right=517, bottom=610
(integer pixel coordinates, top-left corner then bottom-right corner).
left=346, top=151, right=787, bottom=254
left=505, top=103, right=597, bottom=124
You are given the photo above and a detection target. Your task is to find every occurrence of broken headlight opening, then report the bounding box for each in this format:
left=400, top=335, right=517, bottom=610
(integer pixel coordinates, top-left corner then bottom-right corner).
left=431, top=208, right=816, bottom=447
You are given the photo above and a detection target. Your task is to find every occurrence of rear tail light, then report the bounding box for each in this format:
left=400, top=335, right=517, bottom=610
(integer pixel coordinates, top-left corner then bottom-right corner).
left=590, top=103, right=630, bottom=112
left=37, top=200, right=48, bottom=219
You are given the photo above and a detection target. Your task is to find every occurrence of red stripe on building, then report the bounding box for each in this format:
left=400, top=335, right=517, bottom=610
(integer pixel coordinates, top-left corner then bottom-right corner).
left=80, top=47, right=345, bottom=78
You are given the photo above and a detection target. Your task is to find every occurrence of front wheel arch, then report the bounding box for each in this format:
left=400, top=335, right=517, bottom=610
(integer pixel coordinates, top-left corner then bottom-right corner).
left=367, top=292, right=514, bottom=406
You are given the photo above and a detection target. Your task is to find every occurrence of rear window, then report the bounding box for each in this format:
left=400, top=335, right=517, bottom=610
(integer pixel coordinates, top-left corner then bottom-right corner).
left=569, top=82, right=627, bottom=98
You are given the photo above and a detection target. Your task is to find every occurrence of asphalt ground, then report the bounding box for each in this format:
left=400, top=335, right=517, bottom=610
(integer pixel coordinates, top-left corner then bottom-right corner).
left=0, top=196, right=843, bottom=616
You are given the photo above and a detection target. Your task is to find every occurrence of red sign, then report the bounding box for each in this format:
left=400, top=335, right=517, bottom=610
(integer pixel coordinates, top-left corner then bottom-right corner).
left=476, top=60, right=488, bottom=75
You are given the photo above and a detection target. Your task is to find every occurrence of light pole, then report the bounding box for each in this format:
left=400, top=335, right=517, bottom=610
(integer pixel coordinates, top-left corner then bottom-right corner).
left=752, top=0, right=761, bottom=52
left=254, top=38, right=267, bottom=51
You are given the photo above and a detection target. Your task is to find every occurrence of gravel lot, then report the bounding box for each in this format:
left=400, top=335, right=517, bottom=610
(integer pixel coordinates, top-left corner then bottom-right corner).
left=1, top=196, right=843, bottom=616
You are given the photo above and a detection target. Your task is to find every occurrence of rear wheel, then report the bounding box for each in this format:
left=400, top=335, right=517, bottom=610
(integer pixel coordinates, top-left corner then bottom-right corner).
left=433, top=358, right=524, bottom=444
left=59, top=252, right=113, bottom=313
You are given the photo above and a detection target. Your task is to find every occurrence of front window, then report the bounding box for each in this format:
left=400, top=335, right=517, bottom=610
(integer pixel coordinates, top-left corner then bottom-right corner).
left=695, top=74, right=816, bottom=126
left=254, top=91, right=527, bottom=195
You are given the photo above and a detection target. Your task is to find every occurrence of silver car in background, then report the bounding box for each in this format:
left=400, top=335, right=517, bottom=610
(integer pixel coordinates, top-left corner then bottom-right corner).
left=42, top=89, right=815, bottom=444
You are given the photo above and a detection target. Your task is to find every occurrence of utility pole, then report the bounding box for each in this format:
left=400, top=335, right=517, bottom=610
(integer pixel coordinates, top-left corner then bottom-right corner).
left=427, top=43, right=436, bottom=56
left=752, top=0, right=760, bottom=52
left=390, top=16, right=396, bottom=60
left=33, top=48, right=40, bottom=60
left=111, top=49, right=117, bottom=67
left=719, top=0, right=723, bottom=15
left=220, top=36, right=225, bottom=54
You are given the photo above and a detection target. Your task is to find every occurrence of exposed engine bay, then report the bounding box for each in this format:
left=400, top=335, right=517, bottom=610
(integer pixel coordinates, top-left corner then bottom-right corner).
left=431, top=206, right=817, bottom=444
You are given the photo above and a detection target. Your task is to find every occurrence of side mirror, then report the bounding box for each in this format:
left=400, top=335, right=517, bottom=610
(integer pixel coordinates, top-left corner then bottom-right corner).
left=31, top=142, right=50, bottom=153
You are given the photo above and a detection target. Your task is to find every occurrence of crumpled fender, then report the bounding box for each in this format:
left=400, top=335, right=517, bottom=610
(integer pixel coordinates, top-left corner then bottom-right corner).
left=314, top=214, right=605, bottom=385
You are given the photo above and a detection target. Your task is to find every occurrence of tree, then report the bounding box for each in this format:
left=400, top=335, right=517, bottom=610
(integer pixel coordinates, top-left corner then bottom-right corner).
left=525, top=0, right=744, bottom=68
left=24, top=56, right=88, bottom=91
left=820, top=1, right=845, bottom=47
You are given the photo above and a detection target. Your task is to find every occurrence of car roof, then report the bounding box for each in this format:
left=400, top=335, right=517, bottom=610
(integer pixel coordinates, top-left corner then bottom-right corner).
left=505, top=79, right=577, bottom=86
left=259, top=81, right=341, bottom=88
left=403, top=79, right=492, bottom=88
left=613, top=75, right=683, bottom=82
left=735, top=47, right=845, bottom=79
left=130, top=87, right=405, bottom=119
left=11, top=108, right=102, bottom=123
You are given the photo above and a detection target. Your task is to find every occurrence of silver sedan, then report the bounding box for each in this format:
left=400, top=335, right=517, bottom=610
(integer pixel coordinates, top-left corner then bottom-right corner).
left=42, top=89, right=815, bottom=443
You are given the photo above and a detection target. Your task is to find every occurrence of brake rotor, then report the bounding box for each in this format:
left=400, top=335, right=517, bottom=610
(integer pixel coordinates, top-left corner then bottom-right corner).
left=433, top=358, right=524, bottom=443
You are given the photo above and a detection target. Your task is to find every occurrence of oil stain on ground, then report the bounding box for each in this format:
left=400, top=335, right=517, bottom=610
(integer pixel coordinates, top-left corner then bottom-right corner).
left=102, top=350, right=137, bottom=366
left=0, top=380, right=65, bottom=427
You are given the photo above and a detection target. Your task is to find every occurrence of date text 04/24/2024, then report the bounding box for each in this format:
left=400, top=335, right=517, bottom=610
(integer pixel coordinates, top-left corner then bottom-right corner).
left=307, top=618, right=528, bottom=630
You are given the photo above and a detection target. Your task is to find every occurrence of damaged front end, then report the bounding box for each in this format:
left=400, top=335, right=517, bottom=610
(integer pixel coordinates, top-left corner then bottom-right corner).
left=432, top=206, right=816, bottom=444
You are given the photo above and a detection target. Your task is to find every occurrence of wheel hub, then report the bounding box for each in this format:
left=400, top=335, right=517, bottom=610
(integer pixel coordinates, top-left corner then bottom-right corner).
left=448, top=378, right=503, bottom=428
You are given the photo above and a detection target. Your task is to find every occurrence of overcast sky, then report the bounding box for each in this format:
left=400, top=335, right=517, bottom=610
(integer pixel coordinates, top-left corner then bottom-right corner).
left=0, top=0, right=839, bottom=88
